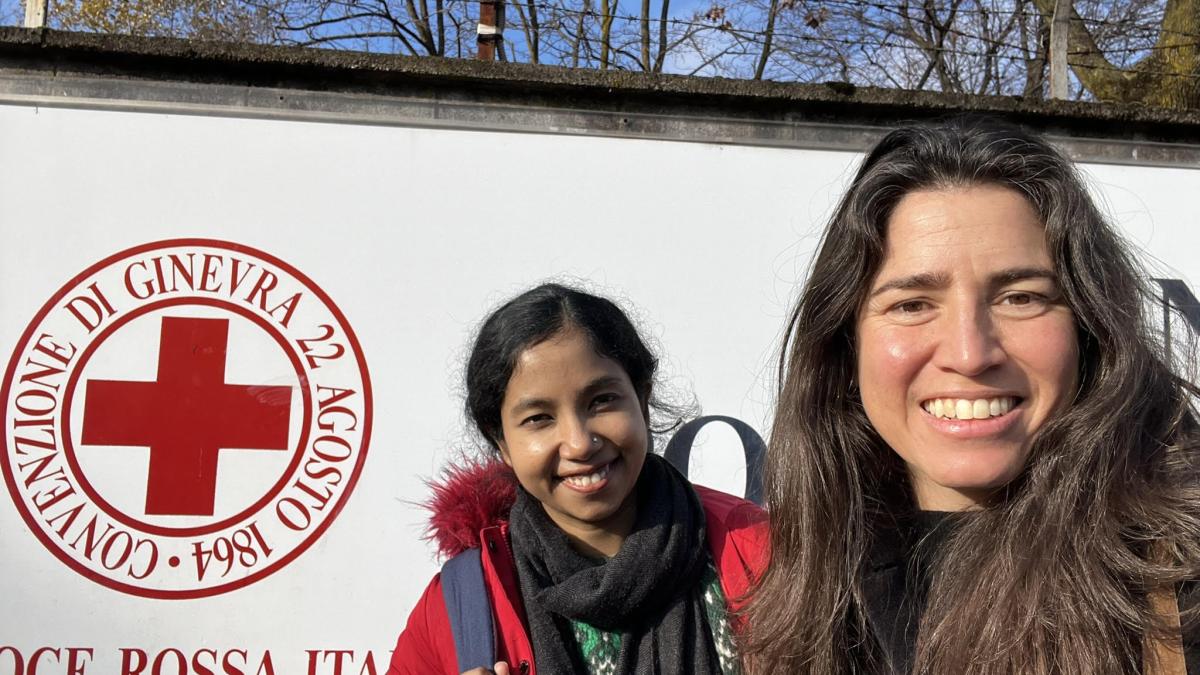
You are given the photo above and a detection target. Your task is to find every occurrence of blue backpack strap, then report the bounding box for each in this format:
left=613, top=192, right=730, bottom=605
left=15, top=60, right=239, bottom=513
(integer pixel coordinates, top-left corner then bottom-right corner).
left=664, top=415, right=767, bottom=506
left=440, top=547, right=496, bottom=672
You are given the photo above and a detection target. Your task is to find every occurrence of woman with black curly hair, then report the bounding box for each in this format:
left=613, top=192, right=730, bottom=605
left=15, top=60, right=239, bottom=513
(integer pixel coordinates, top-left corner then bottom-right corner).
left=389, top=283, right=768, bottom=675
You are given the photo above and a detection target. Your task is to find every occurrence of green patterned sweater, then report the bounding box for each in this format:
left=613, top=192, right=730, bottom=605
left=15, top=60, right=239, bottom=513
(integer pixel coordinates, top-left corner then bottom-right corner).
left=569, top=563, right=742, bottom=674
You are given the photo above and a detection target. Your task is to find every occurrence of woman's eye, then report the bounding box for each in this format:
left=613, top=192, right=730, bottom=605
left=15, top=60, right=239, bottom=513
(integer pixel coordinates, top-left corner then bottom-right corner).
left=892, top=299, right=929, bottom=315
left=591, top=393, right=619, bottom=408
left=521, top=413, right=551, bottom=426
left=999, top=291, right=1046, bottom=308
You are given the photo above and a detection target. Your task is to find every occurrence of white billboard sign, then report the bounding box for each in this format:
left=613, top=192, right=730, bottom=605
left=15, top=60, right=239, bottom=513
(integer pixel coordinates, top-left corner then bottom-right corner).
left=1, top=99, right=1196, bottom=674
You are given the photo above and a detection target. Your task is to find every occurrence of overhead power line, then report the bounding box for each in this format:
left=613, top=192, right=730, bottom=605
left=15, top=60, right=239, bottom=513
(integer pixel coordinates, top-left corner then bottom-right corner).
left=424, top=0, right=1200, bottom=47
left=436, top=0, right=1200, bottom=69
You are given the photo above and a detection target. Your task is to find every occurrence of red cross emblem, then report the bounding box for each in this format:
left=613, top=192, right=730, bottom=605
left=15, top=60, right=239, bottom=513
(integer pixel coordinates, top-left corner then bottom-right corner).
left=4, top=239, right=371, bottom=598
left=81, top=316, right=293, bottom=517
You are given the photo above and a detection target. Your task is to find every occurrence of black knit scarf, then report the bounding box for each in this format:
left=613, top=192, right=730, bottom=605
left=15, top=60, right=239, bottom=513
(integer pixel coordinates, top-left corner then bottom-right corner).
left=508, top=453, right=722, bottom=674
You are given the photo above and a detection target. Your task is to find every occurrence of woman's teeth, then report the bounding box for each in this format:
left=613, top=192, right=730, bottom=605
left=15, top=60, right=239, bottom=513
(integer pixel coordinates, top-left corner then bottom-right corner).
left=922, top=397, right=1016, bottom=420
left=562, top=463, right=610, bottom=487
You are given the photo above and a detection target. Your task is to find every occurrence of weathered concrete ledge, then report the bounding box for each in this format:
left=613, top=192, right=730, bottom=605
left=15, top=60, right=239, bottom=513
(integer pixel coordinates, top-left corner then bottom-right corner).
left=0, top=27, right=1197, bottom=165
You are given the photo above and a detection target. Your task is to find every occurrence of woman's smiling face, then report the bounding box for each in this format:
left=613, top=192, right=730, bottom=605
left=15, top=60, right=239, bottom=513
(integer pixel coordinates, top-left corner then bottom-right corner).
left=497, top=326, right=649, bottom=553
left=856, top=184, right=1079, bottom=510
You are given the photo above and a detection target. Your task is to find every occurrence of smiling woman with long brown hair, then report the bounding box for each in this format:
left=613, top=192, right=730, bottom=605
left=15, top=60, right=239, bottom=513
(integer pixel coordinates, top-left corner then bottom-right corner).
left=745, top=117, right=1200, bottom=674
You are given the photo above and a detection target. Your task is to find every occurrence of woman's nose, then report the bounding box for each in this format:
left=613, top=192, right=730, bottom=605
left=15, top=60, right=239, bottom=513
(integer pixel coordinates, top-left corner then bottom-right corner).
left=932, top=304, right=1007, bottom=376
left=559, top=416, right=598, bottom=460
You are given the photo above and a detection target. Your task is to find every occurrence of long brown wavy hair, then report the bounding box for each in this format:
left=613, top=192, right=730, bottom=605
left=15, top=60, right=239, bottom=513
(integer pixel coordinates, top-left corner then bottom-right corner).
left=744, top=116, right=1200, bottom=674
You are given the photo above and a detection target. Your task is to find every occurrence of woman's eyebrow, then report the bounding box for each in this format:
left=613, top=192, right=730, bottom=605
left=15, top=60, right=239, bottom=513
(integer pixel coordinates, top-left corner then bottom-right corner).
left=869, top=271, right=950, bottom=297
left=583, top=375, right=625, bottom=393
left=869, top=267, right=1056, bottom=298
left=508, top=376, right=625, bottom=415
left=508, top=397, right=551, bottom=416
left=991, top=267, right=1057, bottom=286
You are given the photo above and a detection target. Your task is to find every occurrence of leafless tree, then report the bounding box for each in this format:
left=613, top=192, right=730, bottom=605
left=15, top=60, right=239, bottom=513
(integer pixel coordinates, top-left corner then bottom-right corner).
left=260, top=0, right=458, bottom=55
left=1032, top=0, right=1197, bottom=107
left=46, top=0, right=280, bottom=41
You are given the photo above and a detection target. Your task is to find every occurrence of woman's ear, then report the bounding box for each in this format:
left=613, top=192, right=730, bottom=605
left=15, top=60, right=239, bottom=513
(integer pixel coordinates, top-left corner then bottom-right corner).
left=496, top=438, right=512, bottom=467
left=637, top=392, right=651, bottom=426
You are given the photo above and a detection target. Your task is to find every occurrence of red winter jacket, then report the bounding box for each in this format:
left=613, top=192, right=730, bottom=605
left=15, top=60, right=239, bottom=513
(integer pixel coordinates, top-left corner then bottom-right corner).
left=387, top=460, right=769, bottom=675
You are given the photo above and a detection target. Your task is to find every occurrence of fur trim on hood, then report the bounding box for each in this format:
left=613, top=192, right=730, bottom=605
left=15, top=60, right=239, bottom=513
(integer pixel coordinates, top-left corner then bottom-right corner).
left=423, top=458, right=518, bottom=559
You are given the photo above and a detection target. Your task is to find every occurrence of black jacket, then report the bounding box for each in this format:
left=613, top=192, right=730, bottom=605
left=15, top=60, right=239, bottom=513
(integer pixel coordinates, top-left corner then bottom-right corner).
left=862, top=511, right=1199, bottom=674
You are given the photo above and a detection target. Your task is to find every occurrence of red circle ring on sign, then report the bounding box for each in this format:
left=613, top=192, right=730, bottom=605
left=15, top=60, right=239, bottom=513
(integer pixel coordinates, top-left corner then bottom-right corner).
left=59, top=296, right=315, bottom=538
left=0, top=238, right=374, bottom=600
